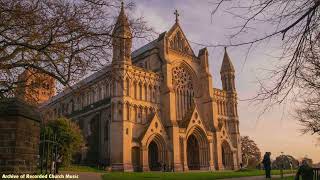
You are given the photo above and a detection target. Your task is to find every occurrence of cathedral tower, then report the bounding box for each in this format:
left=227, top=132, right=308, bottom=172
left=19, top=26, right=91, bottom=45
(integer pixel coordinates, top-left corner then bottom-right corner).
left=110, top=2, right=134, bottom=172
left=16, top=69, right=55, bottom=105
left=220, top=47, right=236, bottom=92
left=112, top=2, right=132, bottom=64
left=220, top=48, right=241, bottom=168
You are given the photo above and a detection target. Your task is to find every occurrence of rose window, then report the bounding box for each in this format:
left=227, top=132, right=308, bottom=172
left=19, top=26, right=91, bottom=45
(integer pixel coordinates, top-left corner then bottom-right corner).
left=172, top=66, right=193, bottom=90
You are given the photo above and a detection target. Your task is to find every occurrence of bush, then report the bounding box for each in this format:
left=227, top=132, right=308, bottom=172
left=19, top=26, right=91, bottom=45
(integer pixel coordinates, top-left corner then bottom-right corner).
left=41, top=117, right=84, bottom=167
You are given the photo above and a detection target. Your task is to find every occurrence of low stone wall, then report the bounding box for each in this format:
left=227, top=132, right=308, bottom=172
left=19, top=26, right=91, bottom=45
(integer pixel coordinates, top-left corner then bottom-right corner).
left=0, top=98, right=40, bottom=174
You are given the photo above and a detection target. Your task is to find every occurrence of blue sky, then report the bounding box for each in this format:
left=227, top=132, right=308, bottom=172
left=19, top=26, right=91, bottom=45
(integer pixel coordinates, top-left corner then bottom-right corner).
left=129, top=0, right=320, bottom=162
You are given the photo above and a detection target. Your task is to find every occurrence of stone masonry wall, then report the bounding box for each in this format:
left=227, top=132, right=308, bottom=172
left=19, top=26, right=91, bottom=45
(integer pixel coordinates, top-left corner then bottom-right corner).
left=0, top=98, right=40, bottom=174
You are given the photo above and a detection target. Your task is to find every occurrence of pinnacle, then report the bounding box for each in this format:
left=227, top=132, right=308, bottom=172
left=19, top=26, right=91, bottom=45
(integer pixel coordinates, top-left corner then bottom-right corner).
left=112, top=1, right=131, bottom=37
left=220, top=47, right=235, bottom=73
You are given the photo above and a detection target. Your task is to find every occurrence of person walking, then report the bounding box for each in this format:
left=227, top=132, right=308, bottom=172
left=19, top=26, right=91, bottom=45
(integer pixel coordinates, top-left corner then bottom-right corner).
left=262, top=152, right=272, bottom=179
left=56, top=155, right=62, bottom=174
left=295, top=160, right=314, bottom=180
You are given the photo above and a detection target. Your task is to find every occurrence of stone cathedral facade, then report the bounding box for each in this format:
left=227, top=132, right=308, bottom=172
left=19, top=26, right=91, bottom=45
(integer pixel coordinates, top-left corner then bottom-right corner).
left=41, top=5, right=241, bottom=172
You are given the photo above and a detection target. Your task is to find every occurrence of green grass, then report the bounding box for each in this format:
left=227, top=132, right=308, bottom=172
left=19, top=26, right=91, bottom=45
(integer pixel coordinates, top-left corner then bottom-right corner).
left=102, top=169, right=295, bottom=180
left=273, top=176, right=295, bottom=180
left=60, top=165, right=106, bottom=173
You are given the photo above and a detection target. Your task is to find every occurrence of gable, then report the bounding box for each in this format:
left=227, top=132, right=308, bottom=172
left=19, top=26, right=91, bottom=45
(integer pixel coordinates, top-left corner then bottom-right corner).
left=178, top=104, right=210, bottom=135
left=185, top=105, right=209, bottom=133
left=139, top=113, right=168, bottom=142
left=167, top=23, right=195, bottom=56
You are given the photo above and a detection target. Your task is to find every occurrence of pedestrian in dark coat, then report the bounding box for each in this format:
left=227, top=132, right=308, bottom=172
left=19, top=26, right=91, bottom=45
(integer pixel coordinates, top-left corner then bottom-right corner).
left=262, top=152, right=272, bottom=179
left=295, top=160, right=314, bottom=180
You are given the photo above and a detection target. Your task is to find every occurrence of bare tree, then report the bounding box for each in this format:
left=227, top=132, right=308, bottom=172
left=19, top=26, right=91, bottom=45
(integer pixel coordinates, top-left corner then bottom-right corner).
left=294, top=39, right=320, bottom=135
left=241, top=136, right=261, bottom=168
left=209, top=0, right=320, bottom=135
left=296, top=97, right=320, bottom=135
left=0, top=0, right=153, bottom=98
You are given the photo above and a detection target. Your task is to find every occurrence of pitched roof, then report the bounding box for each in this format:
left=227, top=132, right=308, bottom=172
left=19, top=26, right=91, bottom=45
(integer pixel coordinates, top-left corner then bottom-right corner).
left=138, top=113, right=168, bottom=140
left=166, top=22, right=195, bottom=56
left=177, top=104, right=211, bottom=133
left=131, top=32, right=167, bottom=59
left=132, top=39, right=157, bottom=58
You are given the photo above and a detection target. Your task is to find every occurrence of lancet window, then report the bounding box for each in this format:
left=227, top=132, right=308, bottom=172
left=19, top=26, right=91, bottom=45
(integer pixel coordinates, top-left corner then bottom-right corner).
left=169, top=31, right=192, bottom=55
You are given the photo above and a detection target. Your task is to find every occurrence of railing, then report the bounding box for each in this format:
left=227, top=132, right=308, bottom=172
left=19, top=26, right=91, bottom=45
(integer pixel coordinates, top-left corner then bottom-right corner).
left=314, top=168, right=320, bottom=180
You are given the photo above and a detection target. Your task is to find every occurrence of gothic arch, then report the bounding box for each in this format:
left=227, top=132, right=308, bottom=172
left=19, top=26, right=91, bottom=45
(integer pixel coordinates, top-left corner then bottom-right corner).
left=172, top=62, right=198, bottom=121
left=132, top=104, right=138, bottom=123
left=186, top=126, right=210, bottom=170
left=124, top=101, right=130, bottom=121
left=221, top=140, right=234, bottom=170
left=138, top=81, right=143, bottom=100
left=172, top=61, right=198, bottom=87
left=148, top=84, right=152, bottom=102
left=146, top=133, right=167, bottom=171
left=137, top=105, right=143, bottom=123
left=133, top=80, right=138, bottom=99
left=125, top=78, right=130, bottom=96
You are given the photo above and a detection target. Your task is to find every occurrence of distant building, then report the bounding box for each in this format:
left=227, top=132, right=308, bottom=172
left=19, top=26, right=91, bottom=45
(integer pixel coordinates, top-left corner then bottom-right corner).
left=313, top=162, right=320, bottom=168
left=16, top=68, right=55, bottom=105
left=40, top=4, right=241, bottom=171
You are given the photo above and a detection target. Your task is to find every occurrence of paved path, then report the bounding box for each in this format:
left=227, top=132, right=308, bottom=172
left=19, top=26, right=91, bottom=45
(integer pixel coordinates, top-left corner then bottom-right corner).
left=223, top=174, right=294, bottom=180
left=58, top=171, right=103, bottom=180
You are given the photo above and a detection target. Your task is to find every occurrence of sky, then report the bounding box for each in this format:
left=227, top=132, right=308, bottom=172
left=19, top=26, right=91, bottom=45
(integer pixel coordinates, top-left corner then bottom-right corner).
left=129, top=0, right=320, bottom=162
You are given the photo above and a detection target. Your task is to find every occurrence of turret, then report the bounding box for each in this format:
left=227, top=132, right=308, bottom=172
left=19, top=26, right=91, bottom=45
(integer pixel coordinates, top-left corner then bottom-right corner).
left=198, top=47, right=209, bottom=72
left=112, top=2, right=132, bottom=64
left=220, top=47, right=236, bottom=92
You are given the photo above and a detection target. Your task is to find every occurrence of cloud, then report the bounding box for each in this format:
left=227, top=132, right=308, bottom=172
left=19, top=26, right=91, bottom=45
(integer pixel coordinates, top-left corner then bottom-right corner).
left=131, top=0, right=320, bottom=162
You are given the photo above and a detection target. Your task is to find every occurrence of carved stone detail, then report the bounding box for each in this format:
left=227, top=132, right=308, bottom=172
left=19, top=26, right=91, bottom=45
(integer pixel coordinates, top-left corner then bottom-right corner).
left=169, top=31, right=193, bottom=55
left=172, top=66, right=193, bottom=90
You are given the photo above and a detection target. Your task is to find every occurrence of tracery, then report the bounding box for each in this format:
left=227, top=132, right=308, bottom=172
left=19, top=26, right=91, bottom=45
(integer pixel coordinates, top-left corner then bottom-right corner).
left=172, top=66, right=194, bottom=120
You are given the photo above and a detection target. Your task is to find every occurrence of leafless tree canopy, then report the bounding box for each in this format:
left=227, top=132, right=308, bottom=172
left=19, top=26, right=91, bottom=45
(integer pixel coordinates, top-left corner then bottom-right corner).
left=0, top=0, right=153, bottom=98
left=294, top=40, right=320, bottom=135
left=210, top=0, right=320, bottom=135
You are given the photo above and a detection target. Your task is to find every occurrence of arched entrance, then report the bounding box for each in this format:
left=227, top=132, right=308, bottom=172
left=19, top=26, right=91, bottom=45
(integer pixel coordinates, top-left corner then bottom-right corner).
left=86, top=115, right=100, bottom=165
left=186, top=126, right=210, bottom=170
left=187, top=134, right=200, bottom=170
left=148, top=141, right=160, bottom=171
left=147, top=134, right=166, bottom=171
left=132, top=147, right=141, bottom=172
left=221, top=141, right=234, bottom=170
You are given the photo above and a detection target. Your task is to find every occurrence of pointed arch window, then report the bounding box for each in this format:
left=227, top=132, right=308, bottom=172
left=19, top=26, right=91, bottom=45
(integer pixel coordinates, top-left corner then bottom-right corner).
left=134, top=82, right=137, bottom=99
left=172, top=66, right=194, bottom=120
left=126, top=79, right=130, bottom=96
left=139, top=83, right=142, bottom=100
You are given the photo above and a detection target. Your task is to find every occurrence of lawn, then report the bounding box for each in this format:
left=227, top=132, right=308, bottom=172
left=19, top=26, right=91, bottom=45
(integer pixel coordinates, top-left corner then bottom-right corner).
left=60, top=165, right=106, bottom=173
left=274, top=177, right=295, bottom=180
left=102, top=169, right=295, bottom=180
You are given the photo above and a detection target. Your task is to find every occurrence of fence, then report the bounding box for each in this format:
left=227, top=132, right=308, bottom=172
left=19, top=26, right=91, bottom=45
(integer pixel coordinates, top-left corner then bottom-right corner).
left=39, top=126, right=60, bottom=174
left=314, top=168, right=320, bottom=180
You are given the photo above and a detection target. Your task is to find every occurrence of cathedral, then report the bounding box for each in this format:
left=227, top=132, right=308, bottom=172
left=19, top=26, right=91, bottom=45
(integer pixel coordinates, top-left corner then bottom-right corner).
left=40, top=4, right=241, bottom=171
